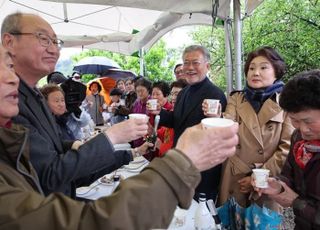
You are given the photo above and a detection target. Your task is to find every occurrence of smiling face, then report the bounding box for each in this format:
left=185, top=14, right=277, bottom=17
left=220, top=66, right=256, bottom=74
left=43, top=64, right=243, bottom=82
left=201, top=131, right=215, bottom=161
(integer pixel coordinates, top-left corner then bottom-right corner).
left=182, top=50, right=210, bottom=85
left=289, top=110, right=320, bottom=141
left=2, top=14, right=60, bottom=87
left=0, top=46, right=20, bottom=126
left=246, top=56, right=277, bottom=89
left=47, top=90, right=66, bottom=116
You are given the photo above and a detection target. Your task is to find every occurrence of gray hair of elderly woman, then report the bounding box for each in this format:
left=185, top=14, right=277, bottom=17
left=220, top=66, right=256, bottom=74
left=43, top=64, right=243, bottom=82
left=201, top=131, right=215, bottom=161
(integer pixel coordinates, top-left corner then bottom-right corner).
left=1, top=12, right=23, bottom=36
left=182, top=45, right=211, bottom=62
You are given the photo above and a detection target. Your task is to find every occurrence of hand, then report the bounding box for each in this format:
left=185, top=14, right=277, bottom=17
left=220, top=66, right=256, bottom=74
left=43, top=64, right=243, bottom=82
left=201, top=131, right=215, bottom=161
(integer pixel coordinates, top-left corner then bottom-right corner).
left=155, top=137, right=162, bottom=149
left=238, top=176, right=252, bottom=193
left=147, top=101, right=161, bottom=115
left=137, top=142, right=154, bottom=155
left=176, top=123, right=239, bottom=171
left=268, top=181, right=299, bottom=207
left=252, top=177, right=283, bottom=196
left=202, top=100, right=221, bottom=117
left=105, top=118, right=148, bottom=144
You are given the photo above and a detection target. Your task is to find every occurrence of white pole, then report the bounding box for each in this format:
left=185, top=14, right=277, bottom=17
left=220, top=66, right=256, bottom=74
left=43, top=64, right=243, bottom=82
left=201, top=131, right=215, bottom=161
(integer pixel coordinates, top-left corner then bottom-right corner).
left=139, top=48, right=144, bottom=76
left=233, top=0, right=242, bottom=90
left=224, top=17, right=233, bottom=95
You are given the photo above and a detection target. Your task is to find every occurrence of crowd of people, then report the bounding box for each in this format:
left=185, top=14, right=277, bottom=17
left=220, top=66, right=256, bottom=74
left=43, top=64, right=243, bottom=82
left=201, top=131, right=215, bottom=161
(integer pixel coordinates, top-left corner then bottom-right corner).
left=0, top=11, right=319, bottom=230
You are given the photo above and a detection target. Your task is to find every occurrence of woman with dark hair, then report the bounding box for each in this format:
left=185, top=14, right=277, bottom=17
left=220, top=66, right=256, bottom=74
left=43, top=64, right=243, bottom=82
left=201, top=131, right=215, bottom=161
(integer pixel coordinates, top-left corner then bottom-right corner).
left=131, top=77, right=152, bottom=148
left=85, top=81, right=106, bottom=126
left=254, top=70, right=320, bottom=230
left=216, top=46, right=294, bottom=211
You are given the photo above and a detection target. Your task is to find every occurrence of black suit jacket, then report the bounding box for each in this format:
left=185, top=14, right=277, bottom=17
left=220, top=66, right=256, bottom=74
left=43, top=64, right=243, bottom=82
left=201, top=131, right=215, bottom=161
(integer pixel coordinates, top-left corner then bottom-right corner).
left=159, top=77, right=227, bottom=199
left=13, top=79, right=132, bottom=196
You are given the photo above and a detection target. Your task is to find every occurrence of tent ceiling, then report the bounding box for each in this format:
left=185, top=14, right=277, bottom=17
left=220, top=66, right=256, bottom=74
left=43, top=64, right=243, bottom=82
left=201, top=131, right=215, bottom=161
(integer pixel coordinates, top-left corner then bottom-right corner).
left=0, top=0, right=264, bottom=55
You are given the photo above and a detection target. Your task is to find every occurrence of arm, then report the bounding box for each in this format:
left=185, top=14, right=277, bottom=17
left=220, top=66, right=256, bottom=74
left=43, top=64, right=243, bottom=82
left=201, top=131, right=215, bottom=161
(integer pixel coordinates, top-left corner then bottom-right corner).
left=0, top=150, right=200, bottom=230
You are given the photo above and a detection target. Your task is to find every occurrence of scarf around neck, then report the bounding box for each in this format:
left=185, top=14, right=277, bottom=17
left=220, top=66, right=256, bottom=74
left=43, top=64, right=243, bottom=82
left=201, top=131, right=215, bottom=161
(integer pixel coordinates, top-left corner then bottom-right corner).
left=293, top=140, right=320, bottom=169
left=244, top=80, right=285, bottom=113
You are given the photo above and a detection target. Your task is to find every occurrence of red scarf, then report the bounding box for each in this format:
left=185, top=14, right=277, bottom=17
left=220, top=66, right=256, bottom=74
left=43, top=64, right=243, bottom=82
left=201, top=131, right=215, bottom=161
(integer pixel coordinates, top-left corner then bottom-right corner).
left=293, top=140, right=320, bottom=169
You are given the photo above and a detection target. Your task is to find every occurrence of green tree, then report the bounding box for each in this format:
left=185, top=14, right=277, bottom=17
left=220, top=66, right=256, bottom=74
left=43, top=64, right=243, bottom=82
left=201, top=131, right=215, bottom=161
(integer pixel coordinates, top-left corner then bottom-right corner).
left=189, top=25, right=227, bottom=91
left=243, top=0, right=320, bottom=81
left=191, top=0, right=320, bottom=89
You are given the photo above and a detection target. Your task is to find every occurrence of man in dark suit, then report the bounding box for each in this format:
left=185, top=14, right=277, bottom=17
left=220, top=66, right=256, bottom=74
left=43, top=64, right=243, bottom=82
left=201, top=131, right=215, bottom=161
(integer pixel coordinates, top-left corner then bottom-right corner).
left=158, top=45, right=227, bottom=200
left=1, top=12, right=149, bottom=197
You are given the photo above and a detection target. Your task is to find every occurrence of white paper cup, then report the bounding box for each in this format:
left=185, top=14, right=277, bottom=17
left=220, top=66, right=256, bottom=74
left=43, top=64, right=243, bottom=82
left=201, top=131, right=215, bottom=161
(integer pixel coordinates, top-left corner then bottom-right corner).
left=128, top=113, right=149, bottom=121
left=205, top=99, right=220, bottom=115
left=120, top=99, right=126, bottom=106
left=147, top=99, right=158, bottom=110
left=252, top=169, right=270, bottom=188
left=201, top=118, right=234, bottom=129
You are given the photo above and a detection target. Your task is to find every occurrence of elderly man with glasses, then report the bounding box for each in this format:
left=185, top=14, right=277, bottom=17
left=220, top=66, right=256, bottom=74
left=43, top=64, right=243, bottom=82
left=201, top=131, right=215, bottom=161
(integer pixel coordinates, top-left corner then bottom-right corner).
left=1, top=12, right=151, bottom=198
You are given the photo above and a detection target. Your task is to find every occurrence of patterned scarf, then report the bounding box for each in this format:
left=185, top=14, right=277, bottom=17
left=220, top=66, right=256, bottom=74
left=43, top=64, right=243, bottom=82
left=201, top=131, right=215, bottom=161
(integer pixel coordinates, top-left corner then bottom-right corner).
left=244, top=80, right=285, bottom=113
left=293, top=140, right=320, bottom=169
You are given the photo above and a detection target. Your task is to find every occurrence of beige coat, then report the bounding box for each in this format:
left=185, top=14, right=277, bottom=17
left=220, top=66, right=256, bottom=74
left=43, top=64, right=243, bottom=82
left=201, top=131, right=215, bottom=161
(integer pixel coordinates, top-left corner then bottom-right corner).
left=218, top=92, right=294, bottom=209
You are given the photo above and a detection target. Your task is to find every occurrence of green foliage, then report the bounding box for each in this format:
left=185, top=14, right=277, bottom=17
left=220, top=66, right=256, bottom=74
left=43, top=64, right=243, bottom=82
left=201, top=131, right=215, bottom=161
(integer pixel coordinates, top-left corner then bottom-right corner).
left=190, top=0, right=320, bottom=90
left=189, top=25, right=227, bottom=92
left=71, top=39, right=180, bottom=83
left=243, top=0, right=320, bottom=82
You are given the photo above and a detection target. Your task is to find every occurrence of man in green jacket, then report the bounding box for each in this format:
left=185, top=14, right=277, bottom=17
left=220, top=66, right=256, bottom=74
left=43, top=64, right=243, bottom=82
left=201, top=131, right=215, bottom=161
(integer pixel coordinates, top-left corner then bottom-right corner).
left=0, top=44, right=238, bottom=229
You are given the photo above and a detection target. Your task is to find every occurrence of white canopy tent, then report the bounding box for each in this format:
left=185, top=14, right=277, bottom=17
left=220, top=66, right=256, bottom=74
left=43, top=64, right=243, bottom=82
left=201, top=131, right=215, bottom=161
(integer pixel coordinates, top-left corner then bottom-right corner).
left=0, top=0, right=264, bottom=92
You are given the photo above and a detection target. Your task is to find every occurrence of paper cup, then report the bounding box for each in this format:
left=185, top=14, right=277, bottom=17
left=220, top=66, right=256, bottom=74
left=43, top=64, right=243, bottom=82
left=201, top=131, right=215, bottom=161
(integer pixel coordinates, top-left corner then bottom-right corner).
left=128, top=113, right=149, bottom=121
left=120, top=99, right=126, bottom=106
left=205, top=99, right=220, bottom=115
left=252, top=169, right=270, bottom=188
left=147, top=99, right=158, bottom=110
left=201, top=118, right=234, bottom=129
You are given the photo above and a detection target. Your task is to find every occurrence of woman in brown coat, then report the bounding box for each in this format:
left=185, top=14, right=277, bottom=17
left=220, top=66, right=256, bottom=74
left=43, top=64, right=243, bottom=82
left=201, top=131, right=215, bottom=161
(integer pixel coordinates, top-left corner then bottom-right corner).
left=217, top=47, right=294, bottom=210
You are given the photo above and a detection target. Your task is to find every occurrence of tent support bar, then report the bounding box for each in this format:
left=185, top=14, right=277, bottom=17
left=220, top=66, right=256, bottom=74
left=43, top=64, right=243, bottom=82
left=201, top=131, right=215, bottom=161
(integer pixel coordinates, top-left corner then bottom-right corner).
left=139, top=48, right=144, bottom=76
left=233, top=0, right=242, bottom=90
left=224, top=17, right=233, bottom=95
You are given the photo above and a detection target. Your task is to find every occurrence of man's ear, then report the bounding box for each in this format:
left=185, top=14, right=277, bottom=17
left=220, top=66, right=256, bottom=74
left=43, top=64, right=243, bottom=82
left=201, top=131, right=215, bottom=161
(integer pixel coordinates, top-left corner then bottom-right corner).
left=1, top=33, right=15, bottom=54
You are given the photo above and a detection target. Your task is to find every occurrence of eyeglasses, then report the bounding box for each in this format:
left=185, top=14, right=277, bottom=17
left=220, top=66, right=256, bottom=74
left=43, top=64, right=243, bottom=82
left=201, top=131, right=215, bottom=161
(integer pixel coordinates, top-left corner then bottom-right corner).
left=183, top=60, right=206, bottom=67
left=10, top=32, right=64, bottom=50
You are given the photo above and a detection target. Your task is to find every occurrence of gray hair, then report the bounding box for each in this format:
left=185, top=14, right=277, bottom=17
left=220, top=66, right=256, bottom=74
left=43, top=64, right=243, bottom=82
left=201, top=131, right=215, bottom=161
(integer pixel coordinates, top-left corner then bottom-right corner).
left=1, top=12, right=23, bottom=37
left=182, top=45, right=211, bottom=62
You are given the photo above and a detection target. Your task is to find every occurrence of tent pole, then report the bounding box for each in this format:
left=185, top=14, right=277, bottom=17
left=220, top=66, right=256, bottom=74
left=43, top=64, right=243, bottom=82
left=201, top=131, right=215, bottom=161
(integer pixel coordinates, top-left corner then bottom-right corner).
left=233, top=0, right=242, bottom=90
left=139, top=48, right=145, bottom=76
left=224, top=16, right=233, bottom=95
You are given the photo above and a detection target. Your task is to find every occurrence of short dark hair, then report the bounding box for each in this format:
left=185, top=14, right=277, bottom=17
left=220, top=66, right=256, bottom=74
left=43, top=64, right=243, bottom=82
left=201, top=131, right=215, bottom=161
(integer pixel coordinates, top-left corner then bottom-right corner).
left=174, top=63, right=183, bottom=73
left=279, top=69, right=320, bottom=113
left=244, top=46, right=286, bottom=79
left=170, top=79, right=188, bottom=89
left=152, top=81, right=170, bottom=97
left=134, top=77, right=152, bottom=94
left=116, top=79, right=125, bottom=86
left=89, top=81, right=102, bottom=92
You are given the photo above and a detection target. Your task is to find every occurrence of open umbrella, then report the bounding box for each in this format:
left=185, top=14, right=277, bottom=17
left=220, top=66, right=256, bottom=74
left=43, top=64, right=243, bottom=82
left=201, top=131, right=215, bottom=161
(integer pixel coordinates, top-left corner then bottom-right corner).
left=101, top=68, right=137, bottom=80
left=73, top=56, right=121, bottom=75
